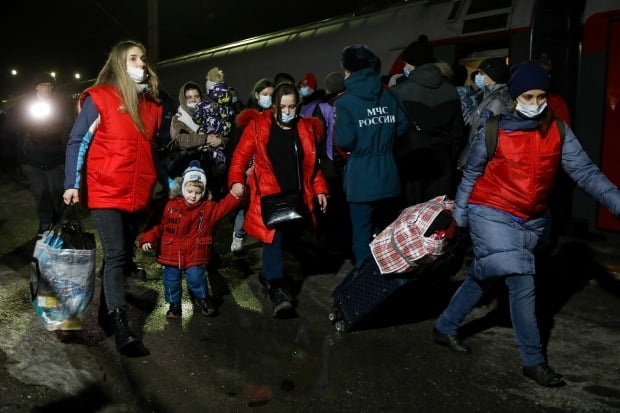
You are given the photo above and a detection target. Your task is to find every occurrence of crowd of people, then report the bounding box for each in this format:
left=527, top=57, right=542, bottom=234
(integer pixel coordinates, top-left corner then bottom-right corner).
left=4, top=35, right=620, bottom=388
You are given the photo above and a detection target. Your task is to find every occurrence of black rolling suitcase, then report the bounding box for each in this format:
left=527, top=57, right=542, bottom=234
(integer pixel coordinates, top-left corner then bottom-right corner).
left=328, top=196, right=461, bottom=332
left=329, top=255, right=412, bottom=332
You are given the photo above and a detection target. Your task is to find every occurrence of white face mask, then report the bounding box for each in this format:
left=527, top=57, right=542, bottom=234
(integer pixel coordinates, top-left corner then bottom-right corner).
left=258, top=95, right=272, bottom=109
left=280, top=110, right=296, bottom=123
left=127, top=67, right=145, bottom=83
left=186, top=102, right=198, bottom=109
left=516, top=101, right=548, bottom=119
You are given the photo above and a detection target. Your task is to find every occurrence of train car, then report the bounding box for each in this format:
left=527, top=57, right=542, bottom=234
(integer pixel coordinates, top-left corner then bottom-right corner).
left=155, top=0, right=620, bottom=238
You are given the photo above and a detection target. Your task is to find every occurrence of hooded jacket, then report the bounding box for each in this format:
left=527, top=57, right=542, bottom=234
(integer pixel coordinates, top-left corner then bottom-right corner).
left=139, top=193, right=240, bottom=268
left=394, top=63, right=464, bottom=155
left=334, top=67, right=408, bottom=203
left=227, top=108, right=328, bottom=243
left=170, top=81, right=207, bottom=149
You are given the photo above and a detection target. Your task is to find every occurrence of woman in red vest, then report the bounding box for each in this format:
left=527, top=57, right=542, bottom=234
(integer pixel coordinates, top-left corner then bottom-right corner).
left=63, top=40, right=163, bottom=357
left=432, top=61, right=620, bottom=387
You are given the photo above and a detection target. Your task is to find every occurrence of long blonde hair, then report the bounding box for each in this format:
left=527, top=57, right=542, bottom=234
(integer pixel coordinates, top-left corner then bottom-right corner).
left=94, top=40, right=160, bottom=134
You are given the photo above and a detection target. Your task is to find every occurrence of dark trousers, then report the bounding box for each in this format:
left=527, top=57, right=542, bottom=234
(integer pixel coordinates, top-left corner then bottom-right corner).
left=91, top=209, right=143, bottom=311
left=21, top=163, right=64, bottom=232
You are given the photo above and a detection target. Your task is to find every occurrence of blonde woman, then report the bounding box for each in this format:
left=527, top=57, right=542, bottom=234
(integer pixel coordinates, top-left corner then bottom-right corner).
left=63, top=40, right=162, bottom=357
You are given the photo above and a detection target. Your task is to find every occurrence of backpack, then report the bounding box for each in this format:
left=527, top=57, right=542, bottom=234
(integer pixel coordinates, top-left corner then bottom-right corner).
left=484, top=115, right=566, bottom=160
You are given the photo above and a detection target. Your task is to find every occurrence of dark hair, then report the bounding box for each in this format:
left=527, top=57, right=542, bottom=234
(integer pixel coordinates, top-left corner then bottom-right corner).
left=249, top=78, right=274, bottom=103
left=273, top=72, right=295, bottom=87
left=272, top=82, right=299, bottom=120
left=183, top=82, right=203, bottom=98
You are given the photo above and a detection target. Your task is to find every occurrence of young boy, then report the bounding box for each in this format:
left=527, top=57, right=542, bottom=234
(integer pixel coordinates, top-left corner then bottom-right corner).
left=140, top=161, right=241, bottom=318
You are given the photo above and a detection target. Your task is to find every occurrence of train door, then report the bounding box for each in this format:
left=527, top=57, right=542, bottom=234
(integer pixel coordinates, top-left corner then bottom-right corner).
left=596, top=16, right=620, bottom=230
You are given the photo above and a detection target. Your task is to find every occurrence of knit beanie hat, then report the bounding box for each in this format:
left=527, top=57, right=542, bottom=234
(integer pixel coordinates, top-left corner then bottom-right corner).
left=324, top=71, right=345, bottom=94
left=478, top=57, right=509, bottom=84
left=341, top=44, right=379, bottom=73
left=181, top=160, right=207, bottom=198
left=508, top=61, right=550, bottom=99
left=300, top=73, right=317, bottom=90
left=401, top=35, right=434, bottom=66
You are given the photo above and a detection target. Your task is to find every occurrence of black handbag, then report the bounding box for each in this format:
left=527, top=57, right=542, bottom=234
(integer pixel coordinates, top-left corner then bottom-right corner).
left=261, top=190, right=306, bottom=228
left=260, top=141, right=306, bottom=228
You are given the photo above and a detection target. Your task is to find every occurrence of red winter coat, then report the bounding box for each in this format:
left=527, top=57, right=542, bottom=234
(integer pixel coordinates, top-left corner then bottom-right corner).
left=227, top=109, right=329, bottom=244
left=82, top=85, right=162, bottom=211
left=139, top=193, right=241, bottom=269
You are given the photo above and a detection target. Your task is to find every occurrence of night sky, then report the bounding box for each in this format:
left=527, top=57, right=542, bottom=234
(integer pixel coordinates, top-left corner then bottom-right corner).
left=1, top=0, right=397, bottom=99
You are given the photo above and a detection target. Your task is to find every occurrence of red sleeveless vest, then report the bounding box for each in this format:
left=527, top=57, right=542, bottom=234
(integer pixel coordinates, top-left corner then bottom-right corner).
left=468, top=121, right=562, bottom=220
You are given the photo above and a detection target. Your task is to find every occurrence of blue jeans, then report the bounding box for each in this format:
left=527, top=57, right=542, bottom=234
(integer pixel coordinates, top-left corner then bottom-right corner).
left=435, top=206, right=545, bottom=367
left=262, top=230, right=284, bottom=282
left=233, top=208, right=246, bottom=239
left=162, top=266, right=208, bottom=303
left=91, top=209, right=142, bottom=311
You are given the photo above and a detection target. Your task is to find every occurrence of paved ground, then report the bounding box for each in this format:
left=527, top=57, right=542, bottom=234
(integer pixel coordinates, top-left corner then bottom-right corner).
left=1, top=171, right=620, bottom=413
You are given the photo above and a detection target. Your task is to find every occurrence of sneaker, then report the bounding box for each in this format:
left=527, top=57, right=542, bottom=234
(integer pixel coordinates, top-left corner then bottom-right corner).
left=166, top=302, right=182, bottom=319
left=195, top=297, right=217, bottom=316
left=523, top=363, right=566, bottom=387
left=231, top=233, right=244, bottom=253
left=269, top=287, right=293, bottom=317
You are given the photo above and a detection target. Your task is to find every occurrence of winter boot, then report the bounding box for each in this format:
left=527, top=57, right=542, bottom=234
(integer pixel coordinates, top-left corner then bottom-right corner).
left=195, top=297, right=217, bottom=316
left=110, top=307, right=150, bottom=357
left=259, top=275, right=293, bottom=317
left=97, top=288, right=113, bottom=336
left=166, top=302, right=182, bottom=319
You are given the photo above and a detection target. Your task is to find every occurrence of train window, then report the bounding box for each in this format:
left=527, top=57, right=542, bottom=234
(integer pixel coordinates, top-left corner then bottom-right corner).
left=467, top=0, right=512, bottom=15
left=462, top=14, right=509, bottom=34
left=446, top=0, right=463, bottom=22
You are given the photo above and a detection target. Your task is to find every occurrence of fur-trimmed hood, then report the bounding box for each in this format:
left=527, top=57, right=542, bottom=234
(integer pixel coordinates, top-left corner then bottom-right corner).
left=235, top=108, right=324, bottom=137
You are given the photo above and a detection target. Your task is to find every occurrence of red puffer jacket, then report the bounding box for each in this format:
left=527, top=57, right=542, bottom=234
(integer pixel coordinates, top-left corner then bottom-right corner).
left=82, top=85, right=162, bottom=211
left=227, top=109, right=329, bottom=244
left=139, top=193, right=240, bottom=268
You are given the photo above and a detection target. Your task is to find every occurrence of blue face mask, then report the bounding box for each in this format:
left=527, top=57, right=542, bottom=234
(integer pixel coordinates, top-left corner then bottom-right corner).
left=232, top=96, right=238, bottom=104
left=280, top=111, right=296, bottom=123
left=299, top=86, right=311, bottom=97
left=258, top=95, right=272, bottom=109
left=474, top=74, right=486, bottom=89
left=403, top=67, right=410, bottom=77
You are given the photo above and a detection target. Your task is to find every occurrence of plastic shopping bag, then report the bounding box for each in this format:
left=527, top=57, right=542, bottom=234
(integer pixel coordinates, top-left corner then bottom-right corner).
left=30, top=214, right=96, bottom=331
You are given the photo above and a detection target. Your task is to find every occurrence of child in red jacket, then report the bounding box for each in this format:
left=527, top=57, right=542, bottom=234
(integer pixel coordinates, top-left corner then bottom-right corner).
left=140, top=161, right=241, bottom=318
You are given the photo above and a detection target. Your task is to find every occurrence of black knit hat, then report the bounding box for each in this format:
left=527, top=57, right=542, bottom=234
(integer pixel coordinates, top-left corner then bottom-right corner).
left=401, top=35, right=434, bottom=66
left=478, top=57, right=509, bottom=84
left=33, top=72, right=55, bottom=86
left=341, top=44, right=379, bottom=73
left=508, top=61, right=550, bottom=99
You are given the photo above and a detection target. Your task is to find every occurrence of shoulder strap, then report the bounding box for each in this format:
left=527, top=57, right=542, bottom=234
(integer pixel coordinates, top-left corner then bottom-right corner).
left=555, top=119, right=566, bottom=145
left=485, top=115, right=500, bottom=160
left=485, top=116, right=567, bottom=161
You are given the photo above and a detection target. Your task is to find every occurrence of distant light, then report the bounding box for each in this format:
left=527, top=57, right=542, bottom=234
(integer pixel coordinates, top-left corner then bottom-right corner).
left=50, top=72, right=56, bottom=78
left=10, top=69, right=17, bottom=76
left=74, top=73, right=81, bottom=80
left=29, top=101, right=52, bottom=120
